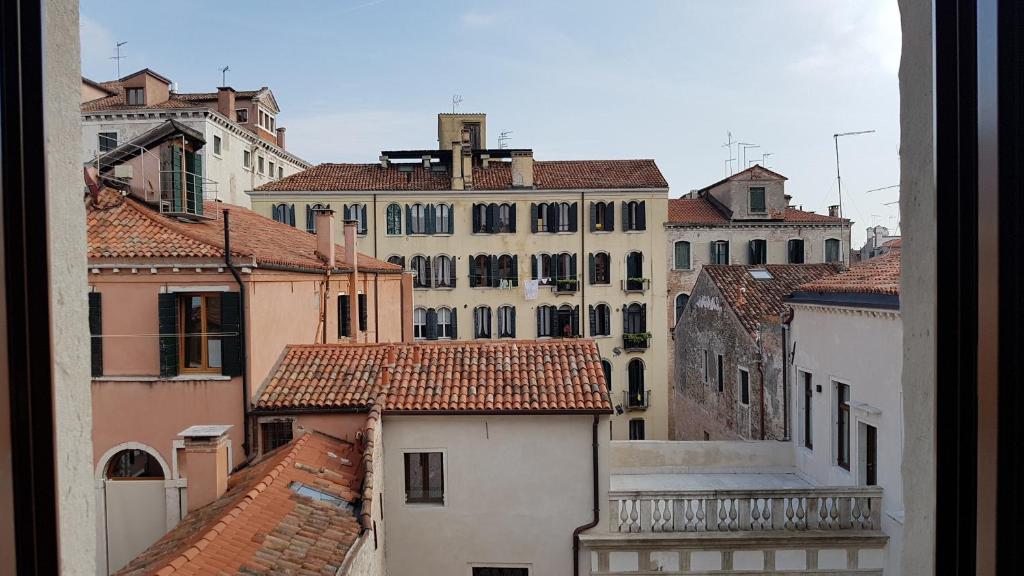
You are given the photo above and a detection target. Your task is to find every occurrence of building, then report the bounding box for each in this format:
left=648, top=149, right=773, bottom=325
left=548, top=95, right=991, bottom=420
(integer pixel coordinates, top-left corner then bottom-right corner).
left=86, top=158, right=410, bottom=573
left=672, top=264, right=839, bottom=441
left=81, top=68, right=311, bottom=207
left=249, top=112, right=670, bottom=440
left=858, top=226, right=900, bottom=262
left=787, top=250, right=904, bottom=574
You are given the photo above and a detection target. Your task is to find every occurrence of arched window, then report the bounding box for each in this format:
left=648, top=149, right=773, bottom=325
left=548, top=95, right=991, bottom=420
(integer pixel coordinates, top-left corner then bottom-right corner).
left=825, top=238, right=841, bottom=263
left=497, top=305, right=516, bottom=338
left=591, top=303, right=611, bottom=336
left=591, top=252, right=610, bottom=284
left=675, top=293, right=690, bottom=323
left=624, top=303, right=646, bottom=334
left=306, top=203, right=329, bottom=234
left=474, top=204, right=489, bottom=233
left=593, top=201, right=609, bottom=231
left=474, top=306, right=492, bottom=339
left=536, top=202, right=549, bottom=232
left=533, top=253, right=553, bottom=281
left=411, top=256, right=431, bottom=288
left=413, top=308, right=426, bottom=339
left=625, top=252, right=644, bottom=290
left=557, top=304, right=577, bottom=338
left=497, top=254, right=516, bottom=285
left=386, top=203, right=402, bottom=235
left=602, top=359, right=613, bottom=391
left=749, top=239, right=767, bottom=265
left=436, top=204, right=452, bottom=234
left=556, top=252, right=574, bottom=281
left=674, top=241, right=691, bottom=270
left=472, top=254, right=491, bottom=287
left=558, top=202, right=571, bottom=231
left=272, top=203, right=295, bottom=226
left=344, top=203, right=366, bottom=234
left=788, top=239, right=806, bottom=263
left=387, top=255, right=405, bottom=268
left=498, top=203, right=513, bottom=232
left=437, top=307, right=452, bottom=339
left=105, top=449, right=164, bottom=479
left=624, top=200, right=646, bottom=231
left=410, top=203, right=426, bottom=234
left=627, top=359, right=646, bottom=408
left=434, top=255, right=454, bottom=288
left=710, top=240, right=730, bottom=264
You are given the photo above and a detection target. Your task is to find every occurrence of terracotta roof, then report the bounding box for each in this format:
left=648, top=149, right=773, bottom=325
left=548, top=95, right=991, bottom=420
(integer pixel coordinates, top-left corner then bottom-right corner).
left=255, top=159, right=667, bottom=192
left=87, top=189, right=401, bottom=273
left=81, top=81, right=263, bottom=113
left=702, top=264, right=841, bottom=335
left=696, top=164, right=788, bottom=194
left=882, top=237, right=902, bottom=248
left=796, top=250, right=901, bottom=296
left=116, top=431, right=363, bottom=576
left=255, top=340, right=612, bottom=413
left=667, top=198, right=848, bottom=225
left=778, top=207, right=849, bottom=223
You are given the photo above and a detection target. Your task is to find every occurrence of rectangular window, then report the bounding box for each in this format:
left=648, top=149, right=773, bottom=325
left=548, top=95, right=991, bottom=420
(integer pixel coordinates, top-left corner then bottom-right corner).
left=278, top=166, right=284, bottom=179
left=243, top=150, right=251, bottom=168
left=711, top=241, right=729, bottom=264
left=404, top=452, right=444, bottom=504
left=258, top=156, right=265, bottom=174
left=801, top=371, right=813, bottom=449
left=179, top=294, right=222, bottom=373
left=717, top=354, right=724, bottom=392
left=749, top=239, right=767, bottom=265
left=261, top=420, right=293, bottom=453
left=749, top=187, right=766, bottom=213
left=236, top=108, right=249, bottom=123
left=473, top=569, right=528, bottom=576
left=674, top=241, right=691, bottom=269
left=338, top=295, right=351, bottom=338
left=703, top=349, right=709, bottom=383
left=126, top=87, right=144, bottom=105
left=629, top=419, right=646, bottom=440
left=739, top=368, right=750, bottom=405
left=836, top=382, right=851, bottom=470
left=213, top=135, right=222, bottom=156
left=862, top=423, right=877, bottom=486
left=268, top=160, right=275, bottom=177
left=825, top=238, right=842, bottom=263
left=358, top=293, right=368, bottom=331
left=98, top=132, right=117, bottom=152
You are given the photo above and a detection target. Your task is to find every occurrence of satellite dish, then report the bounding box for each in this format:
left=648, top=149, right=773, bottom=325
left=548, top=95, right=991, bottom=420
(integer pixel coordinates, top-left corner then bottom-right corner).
left=612, top=347, right=622, bottom=356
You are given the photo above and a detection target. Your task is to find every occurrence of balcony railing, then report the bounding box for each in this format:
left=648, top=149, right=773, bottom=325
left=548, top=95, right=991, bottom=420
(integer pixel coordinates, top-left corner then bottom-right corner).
left=622, top=332, right=651, bottom=351
left=159, top=169, right=218, bottom=219
left=555, top=278, right=579, bottom=293
left=623, top=389, right=650, bottom=411
left=609, top=486, right=883, bottom=534
left=622, top=278, right=650, bottom=293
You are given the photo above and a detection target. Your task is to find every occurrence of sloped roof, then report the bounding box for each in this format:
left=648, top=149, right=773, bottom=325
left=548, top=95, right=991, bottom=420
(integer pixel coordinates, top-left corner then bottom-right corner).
left=666, top=198, right=848, bottom=225
left=87, top=189, right=401, bottom=273
left=702, top=264, right=841, bottom=335
left=696, top=164, right=788, bottom=194
left=115, top=431, right=363, bottom=576
left=254, top=340, right=612, bottom=414
left=796, top=250, right=901, bottom=296
left=255, top=159, right=667, bottom=192
left=81, top=79, right=265, bottom=114
left=882, top=237, right=902, bottom=248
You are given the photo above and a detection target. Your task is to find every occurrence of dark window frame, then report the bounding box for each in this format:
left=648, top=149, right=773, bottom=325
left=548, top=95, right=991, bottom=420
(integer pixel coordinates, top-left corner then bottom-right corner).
left=404, top=451, right=445, bottom=504
left=836, top=382, right=851, bottom=470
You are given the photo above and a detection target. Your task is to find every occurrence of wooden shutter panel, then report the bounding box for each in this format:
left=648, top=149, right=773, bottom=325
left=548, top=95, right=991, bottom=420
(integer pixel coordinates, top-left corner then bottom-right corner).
left=549, top=306, right=559, bottom=337
left=425, top=204, right=436, bottom=234
left=536, top=306, right=543, bottom=337
left=589, top=202, right=597, bottom=231
left=640, top=303, right=647, bottom=332
left=289, top=204, right=296, bottom=226
left=509, top=204, right=516, bottom=232
left=637, top=201, right=647, bottom=230
left=569, top=203, right=578, bottom=232
left=570, top=254, right=578, bottom=279
left=530, top=203, right=538, bottom=233
left=469, top=255, right=477, bottom=288
left=158, top=293, right=179, bottom=377
left=489, top=255, right=498, bottom=287
left=472, top=204, right=481, bottom=233
left=588, top=305, right=597, bottom=337
left=221, top=292, right=242, bottom=377
left=602, top=303, right=611, bottom=335
left=424, top=257, right=432, bottom=289
left=485, top=204, right=496, bottom=233
left=511, top=255, right=519, bottom=287
left=622, top=202, right=629, bottom=230
left=89, top=292, right=103, bottom=377
left=405, top=205, right=412, bottom=235
left=547, top=203, right=559, bottom=232
left=605, top=201, right=615, bottom=231
left=531, top=255, right=538, bottom=279
left=342, top=204, right=349, bottom=224
left=450, top=308, right=458, bottom=339
left=588, top=253, right=596, bottom=284
left=426, top=308, right=438, bottom=340
left=338, top=294, right=351, bottom=337
left=571, top=305, right=580, bottom=336
left=361, top=205, right=368, bottom=234
left=622, top=306, right=629, bottom=333
left=358, top=293, right=368, bottom=331
left=510, top=307, right=516, bottom=338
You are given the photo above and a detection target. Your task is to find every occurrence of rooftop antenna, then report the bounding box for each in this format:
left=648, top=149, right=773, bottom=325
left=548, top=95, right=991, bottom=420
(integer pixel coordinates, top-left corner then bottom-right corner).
left=865, top=184, right=899, bottom=194
left=498, top=131, right=513, bottom=149
left=721, top=131, right=736, bottom=174
left=761, top=152, right=773, bottom=168
left=451, top=94, right=463, bottom=113
left=883, top=200, right=900, bottom=206
left=110, top=41, right=127, bottom=78
left=833, top=129, right=875, bottom=219
left=220, top=65, right=231, bottom=86
left=739, top=143, right=759, bottom=169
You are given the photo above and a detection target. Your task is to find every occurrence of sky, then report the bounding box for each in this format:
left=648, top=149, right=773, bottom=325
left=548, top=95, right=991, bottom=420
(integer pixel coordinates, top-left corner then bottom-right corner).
left=80, top=0, right=901, bottom=245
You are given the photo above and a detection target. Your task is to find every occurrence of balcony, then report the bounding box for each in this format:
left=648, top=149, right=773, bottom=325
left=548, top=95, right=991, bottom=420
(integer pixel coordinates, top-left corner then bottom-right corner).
left=159, top=169, right=218, bottom=219
left=555, top=278, right=579, bottom=293
left=622, top=277, right=650, bottom=293
left=622, top=332, right=651, bottom=351
left=623, top=389, right=650, bottom=411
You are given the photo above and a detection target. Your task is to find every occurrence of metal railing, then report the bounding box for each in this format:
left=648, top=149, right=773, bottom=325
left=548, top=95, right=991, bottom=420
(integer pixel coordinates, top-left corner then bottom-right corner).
left=623, top=389, right=651, bottom=411
left=622, top=333, right=651, bottom=351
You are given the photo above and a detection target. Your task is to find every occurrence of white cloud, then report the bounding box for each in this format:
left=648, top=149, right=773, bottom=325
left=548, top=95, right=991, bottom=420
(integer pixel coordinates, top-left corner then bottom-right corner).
left=79, top=15, right=116, bottom=79
left=787, top=0, right=900, bottom=76
left=285, top=110, right=431, bottom=164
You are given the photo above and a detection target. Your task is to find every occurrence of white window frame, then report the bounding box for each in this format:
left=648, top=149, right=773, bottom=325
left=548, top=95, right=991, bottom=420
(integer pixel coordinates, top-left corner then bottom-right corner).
left=243, top=149, right=252, bottom=169
left=413, top=308, right=427, bottom=339
left=437, top=307, right=452, bottom=339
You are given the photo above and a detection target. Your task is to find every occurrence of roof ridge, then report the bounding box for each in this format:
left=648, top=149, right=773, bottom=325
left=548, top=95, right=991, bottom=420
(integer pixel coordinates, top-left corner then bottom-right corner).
left=151, top=433, right=312, bottom=575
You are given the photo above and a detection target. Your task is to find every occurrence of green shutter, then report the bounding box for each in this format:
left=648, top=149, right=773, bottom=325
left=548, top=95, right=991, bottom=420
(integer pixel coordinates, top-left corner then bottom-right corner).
left=158, top=293, right=179, bottom=377
left=89, top=292, right=103, bottom=377
left=358, top=294, right=368, bottom=331
left=221, top=292, right=242, bottom=377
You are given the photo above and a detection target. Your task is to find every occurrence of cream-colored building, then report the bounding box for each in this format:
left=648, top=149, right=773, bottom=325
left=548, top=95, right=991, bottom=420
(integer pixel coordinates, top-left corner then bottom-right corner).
left=249, top=113, right=671, bottom=440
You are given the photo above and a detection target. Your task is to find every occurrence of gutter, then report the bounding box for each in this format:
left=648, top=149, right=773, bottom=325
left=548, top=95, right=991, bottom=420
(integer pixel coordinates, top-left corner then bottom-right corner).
left=223, top=209, right=251, bottom=458
left=572, top=414, right=600, bottom=576
left=757, top=360, right=766, bottom=440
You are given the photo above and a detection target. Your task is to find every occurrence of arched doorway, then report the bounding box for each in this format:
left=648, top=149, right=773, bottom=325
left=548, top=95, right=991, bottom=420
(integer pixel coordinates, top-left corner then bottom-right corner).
left=97, top=444, right=171, bottom=574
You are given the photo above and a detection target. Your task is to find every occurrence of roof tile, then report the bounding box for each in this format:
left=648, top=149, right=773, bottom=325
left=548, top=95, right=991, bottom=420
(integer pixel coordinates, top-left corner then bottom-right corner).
left=797, top=250, right=901, bottom=295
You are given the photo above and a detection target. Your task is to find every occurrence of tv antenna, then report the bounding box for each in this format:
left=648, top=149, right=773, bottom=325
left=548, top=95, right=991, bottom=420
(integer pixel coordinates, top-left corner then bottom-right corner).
left=761, top=152, right=773, bottom=167
left=110, top=41, right=127, bottom=78
left=451, top=94, right=463, bottom=113
left=721, top=131, right=737, bottom=174
left=865, top=184, right=899, bottom=194
left=498, top=131, right=513, bottom=149
left=739, top=143, right=759, bottom=169
left=220, top=65, right=231, bottom=86
left=833, top=129, right=875, bottom=219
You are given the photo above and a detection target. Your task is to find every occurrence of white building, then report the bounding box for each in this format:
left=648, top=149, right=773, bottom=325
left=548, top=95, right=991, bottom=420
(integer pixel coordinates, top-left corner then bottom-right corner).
left=858, top=225, right=900, bottom=261
left=80, top=69, right=311, bottom=207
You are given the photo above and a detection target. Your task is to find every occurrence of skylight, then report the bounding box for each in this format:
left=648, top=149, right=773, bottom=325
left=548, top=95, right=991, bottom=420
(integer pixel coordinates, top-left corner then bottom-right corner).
left=749, top=269, right=773, bottom=280
left=289, top=481, right=352, bottom=510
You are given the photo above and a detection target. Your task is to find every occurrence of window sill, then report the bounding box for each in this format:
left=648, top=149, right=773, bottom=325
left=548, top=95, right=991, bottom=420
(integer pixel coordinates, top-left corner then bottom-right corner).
left=623, top=229, right=647, bottom=234
left=672, top=267, right=694, bottom=272
left=590, top=229, right=613, bottom=234
left=92, top=374, right=232, bottom=382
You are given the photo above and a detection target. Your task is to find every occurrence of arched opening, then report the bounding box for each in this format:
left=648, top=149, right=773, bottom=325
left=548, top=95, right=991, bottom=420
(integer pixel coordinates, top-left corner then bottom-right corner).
left=104, top=448, right=165, bottom=479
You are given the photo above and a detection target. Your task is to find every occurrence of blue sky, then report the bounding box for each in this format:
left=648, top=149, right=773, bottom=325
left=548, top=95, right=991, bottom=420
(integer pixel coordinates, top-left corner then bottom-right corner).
left=80, top=0, right=901, bottom=245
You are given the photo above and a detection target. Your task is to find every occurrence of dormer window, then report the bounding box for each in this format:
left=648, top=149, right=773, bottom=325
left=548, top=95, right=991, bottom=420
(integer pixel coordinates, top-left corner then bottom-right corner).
left=258, top=108, right=276, bottom=132
left=126, top=88, right=145, bottom=106
left=236, top=108, right=249, bottom=123
left=749, top=187, right=767, bottom=213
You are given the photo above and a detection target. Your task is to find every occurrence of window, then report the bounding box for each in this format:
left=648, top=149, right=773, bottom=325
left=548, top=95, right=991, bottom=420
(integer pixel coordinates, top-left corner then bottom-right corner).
left=703, top=349, right=709, bottom=384
left=710, top=240, right=730, bottom=264
left=538, top=304, right=578, bottom=338
left=749, top=269, right=773, bottom=280
left=290, top=482, right=349, bottom=508
left=674, top=293, right=689, bottom=323
left=357, top=293, right=367, bottom=331
left=591, top=252, right=610, bottom=284
left=788, top=239, right=805, bottom=263
left=536, top=202, right=548, bottom=232
left=717, top=354, right=724, bottom=392
left=344, top=203, right=367, bottom=234
left=472, top=568, right=528, bottom=576
left=497, top=305, right=516, bottom=338
left=836, top=382, right=850, bottom=469
left=271, top=203, right=295, bottom=226
left=386, top=203, right=402, bottom=235
left=739, top=368, right=750, bottom=405
left=629, top=419, right=646, bottom=440
left=387, top=255, right=405, bottom=268
left=558, top=202, right=571, bottom=231
left=411, top=256, right=431, bottom=289
left=243, top=149, right=252, bottom=168
left=862, top=423, right=878, bottom=486
left=749, top=239, right=767, bottom=265
left=624, top=200, right=646, bottom=230
left=338, top=294, right=351, bottom=338
left=268, top=161, right=275, bottom=178
left=497, top=203, right=512, bottom=233
left=474, top=203, right=489, bottom=233
left=98, top=132, right=117, bottom=152
left=749, top=187, right=766, bottom=213
left=236, top=108, right=249, bottom=123
left=434, top=255, right=454, bottom=288
left=437, top=307, right=452, bottom=339
left=533, top=253, right=552, bottom=281
left=801, top=371, right=813, bottom=449
left=306, top=203, right=328, bottom=234
left=602, top=360, right=612, bottom=391
left=825, top=238, right=841, bottom=263
left=437, top=204, right=452, bottom=234
left=624, top=303, right=645, bottom=334
left=496, top=254, right=517, bottom=285
left=105, top=449, right=164, bottom=479
left=625, top=252, right=644, bottom=290
left=471, top=254, right=492, bottom=287
left=278, top=166, right=284, bottom=179
left=213, top=135, right=222, bottom=156
left=627, top=359, right=645, bottom=408
left=554, top=252, right=575, bottom=285
left=413, top=308, right=426, bottom=339
left=404, top=452, right=444, bottom=504
left=462, top=121, right=481, bottom=149
left=474, top=306, right=492, bottom=339
left=592, top=201, right=614, bottom=231
left=674, top=241, right=691, bottom=270
left=126, top=87, right=144, bottom=105
left=261, top=421, right=293, bottom=453
left=258, top=156, right=265, bottom=174
left=409, top=203, right=426, bottom=234
left=591, top=303, right=611, bottom=336
left=537, top=305, right=553, bottom=338
left=180, top=294, right=222, bottom=373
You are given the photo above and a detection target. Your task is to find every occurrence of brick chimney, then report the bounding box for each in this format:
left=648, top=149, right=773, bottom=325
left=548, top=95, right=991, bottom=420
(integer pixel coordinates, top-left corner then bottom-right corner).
left=511, top=150, right=534, bottom=187
left=178, top=425, right=233, bottom=512
left=828, top=205, right=841, bottom=218
left=314, top=207, right=336, bottom=268
left=276, top=127, right=286, bottom=149
left=217, top=87, right=236, bottom=120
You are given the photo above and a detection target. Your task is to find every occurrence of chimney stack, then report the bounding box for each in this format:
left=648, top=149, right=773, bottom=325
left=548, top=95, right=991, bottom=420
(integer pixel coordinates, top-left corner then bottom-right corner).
left=314, top=207, right=336, bottom=268
left=178, top=425, right=233, bottom=512
left=276, top=127, right=286, bottom=150
left=217, top=87, right=236, bottom=120
left=828, top=205, right=841, bottom=218
left=511, top=150, right=534, bottom=187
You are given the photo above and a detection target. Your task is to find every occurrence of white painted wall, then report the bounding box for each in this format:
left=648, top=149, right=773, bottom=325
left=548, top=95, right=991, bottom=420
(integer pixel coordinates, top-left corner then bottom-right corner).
left=382, top=414, right=609, bottom=576
left=789, top=303, right=903, bottom=576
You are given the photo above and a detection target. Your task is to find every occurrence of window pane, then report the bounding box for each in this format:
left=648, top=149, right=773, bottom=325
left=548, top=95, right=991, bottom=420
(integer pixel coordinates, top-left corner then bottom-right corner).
left=183, top=296, right=203, bottom=368
left=205, top=296, right=222, bottom=368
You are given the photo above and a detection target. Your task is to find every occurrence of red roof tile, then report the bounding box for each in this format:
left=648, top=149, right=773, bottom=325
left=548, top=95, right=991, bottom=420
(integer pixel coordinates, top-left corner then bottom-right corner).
left=702, top=264, right=841, bottom=335
left=81, top=81, right=263, bottom=113
left=882, top=237, right=902, bottom=248
left=116, top=431, right=363, bottom=576
left=87, top=189, right=401, bottom=273
left=779, top=207, right=849, bottom=223
left=255, top=340, right=612, bottom=413
left=256, top=160, right=667, bottom=192
left=667, top=198, right=847, bottom=225
left=797, top=250, right=901, bottom=296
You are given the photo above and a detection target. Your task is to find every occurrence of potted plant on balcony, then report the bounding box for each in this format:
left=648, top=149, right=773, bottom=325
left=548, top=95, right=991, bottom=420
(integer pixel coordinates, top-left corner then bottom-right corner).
left=556, top=278, right=578, bottom=292
left=623, top=332, right=651, bottom=349
left=626, top=277, right=649, bottom=291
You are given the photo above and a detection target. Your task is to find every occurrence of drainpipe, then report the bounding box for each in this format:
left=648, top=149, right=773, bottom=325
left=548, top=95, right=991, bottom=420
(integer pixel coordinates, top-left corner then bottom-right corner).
left=781, top=310, right=794, bottom=441
left=571, top=415, right=600, bottom=575
left=757, top=360, right=766, bottom=440
left=223, top=209, right=251, bottom=458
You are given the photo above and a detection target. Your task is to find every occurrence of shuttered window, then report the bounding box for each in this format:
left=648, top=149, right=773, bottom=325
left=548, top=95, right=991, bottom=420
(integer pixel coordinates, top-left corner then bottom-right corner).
left=749, top=187, right=766, bottom=213
left=674, top=241, right=691, bottom=270
left=89, top=292, right=103, bottom=376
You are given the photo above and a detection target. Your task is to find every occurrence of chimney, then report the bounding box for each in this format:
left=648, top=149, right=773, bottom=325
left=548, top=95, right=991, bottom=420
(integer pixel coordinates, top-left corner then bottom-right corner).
left=828, top=205, right=840, bottom=218
left=784, top=194, right=793, bottom=207
left=276, top=127, right=286, bottom=149
left=422, top=155, right=431, bottom=169
left=314, top=207, right=336, bottom=268
left=179, top=425, right=233, bottom=512
left=511, top=150, right=534, bottom=187
left=480, top=153, right=490, bottom=169
left=217, top=87, right=236, bottom=120
left=379, top=154, right=389, bottom=168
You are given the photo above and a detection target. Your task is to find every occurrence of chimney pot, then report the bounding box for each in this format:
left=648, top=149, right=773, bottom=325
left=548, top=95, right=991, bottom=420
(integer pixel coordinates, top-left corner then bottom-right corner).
left=828, top=205, right=840, bottom=218
left=379, top=155, right=389, bottom=168
left=276, top=127, right=286, bottom=149
left=314, top=207, right=336, bottom=268
left=179, top=425, right=233, bottom=513
left=216, top=87, right=236, bottom=121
